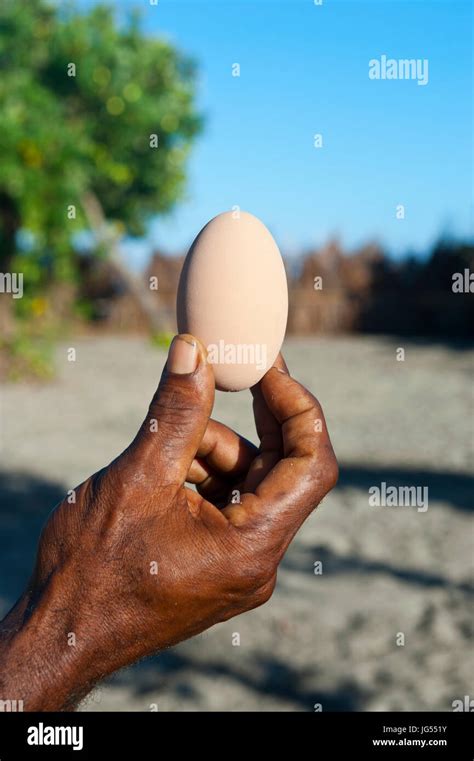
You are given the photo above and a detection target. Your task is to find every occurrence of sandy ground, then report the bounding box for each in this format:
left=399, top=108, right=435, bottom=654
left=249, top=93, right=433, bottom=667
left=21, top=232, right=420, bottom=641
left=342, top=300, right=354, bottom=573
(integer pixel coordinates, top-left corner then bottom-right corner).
left=1, top=335, right=472, bottom=711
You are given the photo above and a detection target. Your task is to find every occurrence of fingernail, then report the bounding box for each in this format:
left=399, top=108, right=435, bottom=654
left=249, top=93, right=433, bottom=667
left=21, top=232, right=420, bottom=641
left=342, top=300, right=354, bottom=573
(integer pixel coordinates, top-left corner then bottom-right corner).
left=168, top=335, right=198, bottom=375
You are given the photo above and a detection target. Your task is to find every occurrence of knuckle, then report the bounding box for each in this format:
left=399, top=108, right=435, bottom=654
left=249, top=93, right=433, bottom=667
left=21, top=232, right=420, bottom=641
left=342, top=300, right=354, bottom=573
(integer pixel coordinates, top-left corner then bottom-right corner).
left=233, top=549, right=274, bottom=597
left=97, top=465, right=136, bottom=506
left=250, top=574, right=277, bottom=607
left=149, top=381, right=197, bottom=421
left=242, top=566, right=269, bottom=594
left=323, top=450, right=339, bottom=492
left=310, top=395, right=324, bottom=418
left=306, top=443, right=338, bottom=496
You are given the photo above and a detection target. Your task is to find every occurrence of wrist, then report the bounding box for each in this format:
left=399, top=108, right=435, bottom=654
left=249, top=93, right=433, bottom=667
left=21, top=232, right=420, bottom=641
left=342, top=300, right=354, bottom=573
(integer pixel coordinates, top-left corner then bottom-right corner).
left=0, top=575, right=98, bottom=711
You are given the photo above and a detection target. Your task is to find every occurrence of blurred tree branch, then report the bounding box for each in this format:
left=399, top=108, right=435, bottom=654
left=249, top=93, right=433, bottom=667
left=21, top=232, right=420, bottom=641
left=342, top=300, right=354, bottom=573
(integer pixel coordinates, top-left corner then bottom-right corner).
left=81, top=191, right=161, bottom=331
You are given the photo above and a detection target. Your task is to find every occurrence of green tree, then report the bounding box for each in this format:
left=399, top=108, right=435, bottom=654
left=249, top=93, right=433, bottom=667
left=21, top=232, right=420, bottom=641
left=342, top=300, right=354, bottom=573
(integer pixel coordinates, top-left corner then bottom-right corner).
left=0, top=0, right=201, bottom=291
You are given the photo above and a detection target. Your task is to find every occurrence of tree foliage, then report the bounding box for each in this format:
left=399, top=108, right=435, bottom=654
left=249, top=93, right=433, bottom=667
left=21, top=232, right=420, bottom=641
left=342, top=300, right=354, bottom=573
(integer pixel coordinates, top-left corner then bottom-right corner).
left=0, top=0, right=201, bottom=286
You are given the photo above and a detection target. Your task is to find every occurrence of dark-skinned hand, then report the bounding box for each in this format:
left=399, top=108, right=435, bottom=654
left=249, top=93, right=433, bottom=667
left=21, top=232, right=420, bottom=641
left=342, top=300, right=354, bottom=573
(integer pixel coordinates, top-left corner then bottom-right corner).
left=0, top=334, right=338, bottom=710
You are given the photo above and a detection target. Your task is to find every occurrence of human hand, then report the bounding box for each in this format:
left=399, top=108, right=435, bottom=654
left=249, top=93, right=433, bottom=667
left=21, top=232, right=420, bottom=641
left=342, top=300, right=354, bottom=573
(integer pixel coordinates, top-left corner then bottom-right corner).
left=0, top=334, right=338, bottom=710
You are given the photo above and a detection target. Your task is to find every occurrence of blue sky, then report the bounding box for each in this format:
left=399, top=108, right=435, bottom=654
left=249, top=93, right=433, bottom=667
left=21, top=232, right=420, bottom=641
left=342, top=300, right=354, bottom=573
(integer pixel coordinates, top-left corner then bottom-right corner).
left=79, top=0, right=472, bottom=263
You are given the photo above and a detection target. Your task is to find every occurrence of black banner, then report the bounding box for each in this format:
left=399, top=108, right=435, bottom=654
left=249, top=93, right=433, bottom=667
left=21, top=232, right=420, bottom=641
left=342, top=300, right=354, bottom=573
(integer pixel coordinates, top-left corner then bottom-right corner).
left=0, top=711, right=471, bottom=759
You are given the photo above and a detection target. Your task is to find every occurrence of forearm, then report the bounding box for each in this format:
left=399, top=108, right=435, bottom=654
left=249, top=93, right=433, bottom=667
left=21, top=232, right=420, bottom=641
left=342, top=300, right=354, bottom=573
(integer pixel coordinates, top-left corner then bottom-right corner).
left=0, top=586, right=96, bottom=711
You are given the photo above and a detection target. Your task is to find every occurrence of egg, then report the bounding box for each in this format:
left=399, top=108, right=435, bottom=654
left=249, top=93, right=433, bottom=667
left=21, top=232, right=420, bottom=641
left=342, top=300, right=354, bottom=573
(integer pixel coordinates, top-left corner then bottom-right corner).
left=177, top=211, right=288, bottom=391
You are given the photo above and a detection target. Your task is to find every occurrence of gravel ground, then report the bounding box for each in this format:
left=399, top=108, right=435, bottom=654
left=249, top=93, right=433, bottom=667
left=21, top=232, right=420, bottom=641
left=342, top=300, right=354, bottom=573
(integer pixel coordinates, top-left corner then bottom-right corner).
left=1, top=335, right=472, bottom=711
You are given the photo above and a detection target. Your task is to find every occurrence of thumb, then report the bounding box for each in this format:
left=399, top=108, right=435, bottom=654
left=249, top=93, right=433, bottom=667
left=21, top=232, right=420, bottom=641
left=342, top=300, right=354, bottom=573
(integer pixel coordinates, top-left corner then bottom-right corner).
left=131, top=334, right=215, bottom=485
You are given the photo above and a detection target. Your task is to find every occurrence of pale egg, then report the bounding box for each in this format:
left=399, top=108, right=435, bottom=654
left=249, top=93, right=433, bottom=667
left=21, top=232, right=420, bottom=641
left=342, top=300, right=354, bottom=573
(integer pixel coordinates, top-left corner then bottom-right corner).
left=177, top=211, right=288, bottom=391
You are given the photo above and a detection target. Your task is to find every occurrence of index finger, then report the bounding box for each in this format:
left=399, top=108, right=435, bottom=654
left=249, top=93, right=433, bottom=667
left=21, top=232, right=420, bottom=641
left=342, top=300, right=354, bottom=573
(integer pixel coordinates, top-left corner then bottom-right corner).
left=223, top=368, right=338, bottom=551
left=244, top=352, right=288, bottom=492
